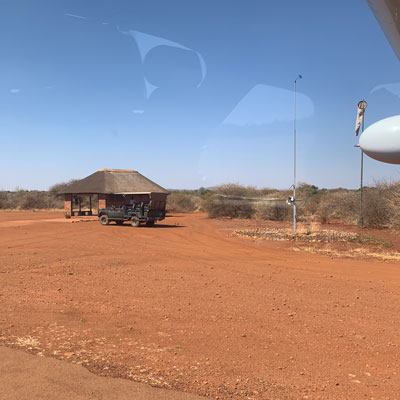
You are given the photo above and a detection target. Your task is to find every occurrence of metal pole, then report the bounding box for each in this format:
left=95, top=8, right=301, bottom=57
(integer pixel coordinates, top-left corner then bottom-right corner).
left=293, top=75, right=302, bottom=233
left=293, top=79, right=297, bottom=234
left=359, top=117, right=365, bottom=228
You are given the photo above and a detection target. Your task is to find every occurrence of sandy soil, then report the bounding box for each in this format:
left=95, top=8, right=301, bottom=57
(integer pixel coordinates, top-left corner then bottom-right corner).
left=0, top=346, right=203, bottom=400
left=1, top=211, right=400, bottom=399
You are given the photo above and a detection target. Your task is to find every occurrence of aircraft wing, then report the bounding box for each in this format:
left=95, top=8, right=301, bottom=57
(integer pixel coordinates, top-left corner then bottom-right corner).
left=368, top=0, right=400, bottom=59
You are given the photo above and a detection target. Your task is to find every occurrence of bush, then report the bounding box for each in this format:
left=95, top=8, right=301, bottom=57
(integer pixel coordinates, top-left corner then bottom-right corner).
left=302, top=194, right=322, bottom=217
left=20, top=192, right=49, bottom=209
left=213, top=184, right=259, bottom=198
left=0, top=183, right=68, bottom=210
left=49, top=179, right=78, bottom=198
left=297, top=182, right=319, bottom=196
left=362, top=187, right=389, bottom=228
left=203, top=194, right=255, bottom=219
left=363, top=181, right=400, bottom=229
left=167, top=192, right=199, bottom=212
left=309, top=181, right=400, bottom=228
left=197, top=187, right=211, bottom=197
left=255, top=202, right=291, bottom=221
left=318, top=205, right=330, bottom=224
left=0, top=191, right=10, bottom=209
left=316, top=190, right=358, bottom=224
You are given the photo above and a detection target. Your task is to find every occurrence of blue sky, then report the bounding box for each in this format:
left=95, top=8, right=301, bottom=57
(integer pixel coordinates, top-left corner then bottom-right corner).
left=1, top=0, right=400, bottom=190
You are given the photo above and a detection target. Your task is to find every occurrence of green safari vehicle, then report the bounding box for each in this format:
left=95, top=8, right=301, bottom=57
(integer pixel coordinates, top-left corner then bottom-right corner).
left=98, top=202, right=165, bottom=227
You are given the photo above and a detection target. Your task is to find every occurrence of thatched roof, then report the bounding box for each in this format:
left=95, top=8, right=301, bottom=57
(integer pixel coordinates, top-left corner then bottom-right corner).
left=62, top=169, right=169, bottom=195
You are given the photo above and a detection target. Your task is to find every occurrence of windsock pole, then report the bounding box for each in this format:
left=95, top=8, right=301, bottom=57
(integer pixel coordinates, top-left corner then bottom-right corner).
left=356, top=100, right=367, bottom=228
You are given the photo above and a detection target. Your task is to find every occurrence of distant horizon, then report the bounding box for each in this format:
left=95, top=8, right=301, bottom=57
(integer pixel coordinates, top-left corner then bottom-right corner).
left=3, top=178, right=395, bottom=193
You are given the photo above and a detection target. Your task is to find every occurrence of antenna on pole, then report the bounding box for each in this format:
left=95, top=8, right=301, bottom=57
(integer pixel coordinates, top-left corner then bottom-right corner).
left=292, top=74, right=302, bottom=234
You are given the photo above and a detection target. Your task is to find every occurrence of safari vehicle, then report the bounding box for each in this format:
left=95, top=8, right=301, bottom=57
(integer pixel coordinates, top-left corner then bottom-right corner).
left=98, top=202, right=165, bottom=227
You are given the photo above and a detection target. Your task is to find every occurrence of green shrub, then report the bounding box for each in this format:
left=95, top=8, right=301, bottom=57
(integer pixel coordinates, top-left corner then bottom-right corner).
left=297, top=182, right=319, bottom=196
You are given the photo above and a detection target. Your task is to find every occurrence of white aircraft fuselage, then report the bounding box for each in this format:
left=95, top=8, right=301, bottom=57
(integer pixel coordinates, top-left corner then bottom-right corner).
left=361, top=0, right=400, bottom=164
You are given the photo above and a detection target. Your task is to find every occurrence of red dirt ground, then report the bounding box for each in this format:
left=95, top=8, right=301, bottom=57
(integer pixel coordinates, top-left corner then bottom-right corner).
left=1, top=211, right=400, bottom=399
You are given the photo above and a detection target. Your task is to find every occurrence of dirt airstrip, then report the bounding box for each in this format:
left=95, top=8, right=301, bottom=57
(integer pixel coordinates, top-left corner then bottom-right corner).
left=1, top=211, right=400, bottom=399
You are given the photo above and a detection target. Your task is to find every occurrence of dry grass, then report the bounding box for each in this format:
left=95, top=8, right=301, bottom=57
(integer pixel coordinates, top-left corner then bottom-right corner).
left=0, top=190, right=64, bottom=210
left=232, top=226, right=399, bottom=261
left=166, top=192, right=200, bottom=212
left=204, top=180, right=400, bottom=231
left=233, top=227, right=392, bottom=247
left=293, top=246, right=400, bottom=262
left=362, top=181, right=400, bottom=229
left=3, top=179, right=399, bottom=229
left=203, top=195, right=255, bottom=219
left=255, top=202, right=291, bottom=221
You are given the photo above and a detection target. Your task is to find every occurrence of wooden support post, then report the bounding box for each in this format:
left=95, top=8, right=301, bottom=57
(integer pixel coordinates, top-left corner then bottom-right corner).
left=64, top=194, right=72, bottom=218
left=98, top=194, right=107, bottom=212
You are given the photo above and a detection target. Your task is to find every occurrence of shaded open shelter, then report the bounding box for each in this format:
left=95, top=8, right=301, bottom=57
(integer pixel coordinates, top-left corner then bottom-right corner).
left=62, top=169, right=168, bottom=217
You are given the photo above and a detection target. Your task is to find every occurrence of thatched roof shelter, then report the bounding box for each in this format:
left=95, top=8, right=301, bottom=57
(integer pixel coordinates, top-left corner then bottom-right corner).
left=62, top=169, right=168, bottom=195
left=62, top=169, right=168, bottom=217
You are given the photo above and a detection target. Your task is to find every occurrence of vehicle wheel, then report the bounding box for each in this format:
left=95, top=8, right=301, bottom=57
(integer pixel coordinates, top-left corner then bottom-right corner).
left=131, top=217, right=140, bottom=227
left=146, top=220, right=155, bottom=227
left=99, top=215, right=109, bottom=225
left=116, top=220, right=124, bottom=225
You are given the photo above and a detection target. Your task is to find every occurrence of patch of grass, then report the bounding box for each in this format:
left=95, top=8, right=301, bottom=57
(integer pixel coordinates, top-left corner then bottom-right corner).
left=233, top=228, right=392, bottom=248
left=294, top=246, right=400, bottom=261
left=346, top=234, right=392, bottom=248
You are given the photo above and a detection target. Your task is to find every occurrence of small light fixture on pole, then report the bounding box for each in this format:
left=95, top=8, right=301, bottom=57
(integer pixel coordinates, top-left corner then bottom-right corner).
left=292, top=74, right=302, bottom=234
left=355, top=100, right=367, bottom=228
